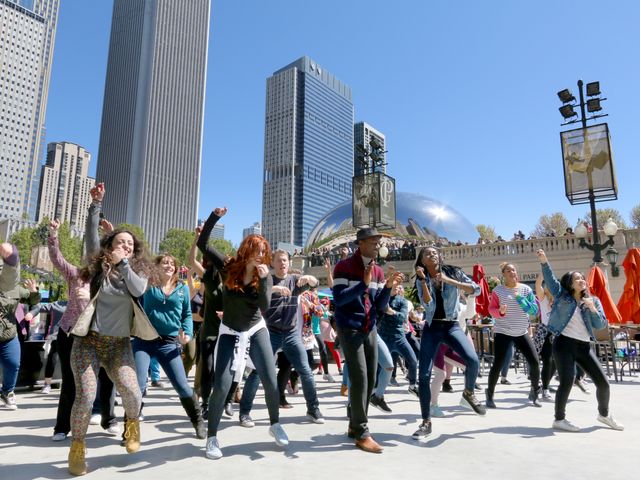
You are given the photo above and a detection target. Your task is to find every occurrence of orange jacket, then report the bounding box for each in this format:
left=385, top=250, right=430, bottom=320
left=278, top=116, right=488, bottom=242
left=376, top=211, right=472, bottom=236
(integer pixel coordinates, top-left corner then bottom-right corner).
left=617, top=248, right=640, bottom=324
left=587, top=265, right=622, bottom=324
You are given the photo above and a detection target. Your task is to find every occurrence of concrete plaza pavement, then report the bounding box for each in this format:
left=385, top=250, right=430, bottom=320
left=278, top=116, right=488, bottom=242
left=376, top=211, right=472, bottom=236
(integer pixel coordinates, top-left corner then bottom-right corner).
left=1, top=370, right=638, bottom=479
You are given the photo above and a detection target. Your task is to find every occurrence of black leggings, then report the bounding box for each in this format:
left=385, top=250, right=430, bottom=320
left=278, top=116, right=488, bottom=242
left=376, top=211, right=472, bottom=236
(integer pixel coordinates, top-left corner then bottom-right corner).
left=200, top=337, right=237, bottom=410
left=44, top=339, right=58, bottom=378
left=540, top=332, right=555, bottom=389
left=488, top=332, right=540, bottom=397
left=552, top=334, right=609, bottom=421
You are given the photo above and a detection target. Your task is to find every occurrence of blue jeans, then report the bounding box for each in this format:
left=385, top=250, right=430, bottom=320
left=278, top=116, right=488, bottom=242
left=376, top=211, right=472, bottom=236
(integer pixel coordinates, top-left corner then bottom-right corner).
left=240, top=328, right=319, bottom=415
left=0, top=336, right=20, bottom=394
left=380, top=333, right=418, bottom=385
left=374, top=334, right=394, bottom=396
left=418, top=320, right=479, bottom=420
left=150, top=356, right=161, bottom=382
left=132, top=338, right=193, bottom=399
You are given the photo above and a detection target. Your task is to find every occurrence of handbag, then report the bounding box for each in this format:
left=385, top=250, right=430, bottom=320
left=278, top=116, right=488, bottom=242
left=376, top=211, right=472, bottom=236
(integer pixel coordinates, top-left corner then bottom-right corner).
left=70, top=294, right=98, bottom=337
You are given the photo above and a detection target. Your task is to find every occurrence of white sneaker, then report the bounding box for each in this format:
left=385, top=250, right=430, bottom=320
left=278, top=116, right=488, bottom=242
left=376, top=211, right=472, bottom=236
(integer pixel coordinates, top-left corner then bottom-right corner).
left=41, top=384, right=52, bottom=394
left=205, top=436, right=222, bottom=459
left=552, top=419, right=580, bottom=432
left=1, top=392, right=17, bottom=410
left=430, top=404, right=445, bottom=418
left=89, top=414, right=101, bottom=425
left=269, top=423, right=289, bottom=447
left=597, top=414, right=624, bottom=431
left=105, top=423, right=120, bottom=435
left=239, top=415, right=255, bottom=428
left=541, top=389, right=552, bottom=400
left=52, top=432, right=67, bottom=441
left=323, top=374, right=335, bottom=383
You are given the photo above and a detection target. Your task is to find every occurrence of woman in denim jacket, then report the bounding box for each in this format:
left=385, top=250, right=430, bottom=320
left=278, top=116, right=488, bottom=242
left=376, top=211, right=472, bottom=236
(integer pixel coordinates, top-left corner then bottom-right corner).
left=412, top=246, right=485, bottom=440
left=536, top=249, right=623, bottom=432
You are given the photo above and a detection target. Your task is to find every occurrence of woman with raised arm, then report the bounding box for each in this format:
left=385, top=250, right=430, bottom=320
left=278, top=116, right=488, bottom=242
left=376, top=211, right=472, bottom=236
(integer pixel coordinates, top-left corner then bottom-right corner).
left=412, top=246, right=484, bottom=440
left=193, top=215, right=238, bottom=419
left=536, top=249, right=623, bottom=432
left=133, top=253, right=205, bottom=439
left=534, top=273, right=555, bottom=400
left=485, top=262, right=541, bottom=408
left=198, top=208, right=286, bottom=460
left=47, top=186, right=119, bottom=442
left=0, top=243, right=40, bottom=410
left=67, top=184, right=157, bottom=476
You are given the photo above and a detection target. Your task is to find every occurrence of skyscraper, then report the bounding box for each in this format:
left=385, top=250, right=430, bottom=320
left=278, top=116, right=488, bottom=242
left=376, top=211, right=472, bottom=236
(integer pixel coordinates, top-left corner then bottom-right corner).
left=95, top=0, right=211, bottom=251
left=242, top=222, right=261, bottom=239
left=262, top=56, right=354, bottom=249
left=36, top=142, right=95, bottom=228
left=0, top=0, right=60, bottom=221
left=354, top=121, right=386, bottom=176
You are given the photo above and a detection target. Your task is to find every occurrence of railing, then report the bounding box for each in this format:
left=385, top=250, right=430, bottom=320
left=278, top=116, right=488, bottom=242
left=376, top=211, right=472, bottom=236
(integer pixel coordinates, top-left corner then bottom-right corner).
left=300, top=229, right=640, bottom=266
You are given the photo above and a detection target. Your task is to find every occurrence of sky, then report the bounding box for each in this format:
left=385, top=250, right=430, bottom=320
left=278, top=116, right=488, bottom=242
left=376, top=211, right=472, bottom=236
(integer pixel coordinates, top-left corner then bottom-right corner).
left=44, top=0, right=640, bottom=246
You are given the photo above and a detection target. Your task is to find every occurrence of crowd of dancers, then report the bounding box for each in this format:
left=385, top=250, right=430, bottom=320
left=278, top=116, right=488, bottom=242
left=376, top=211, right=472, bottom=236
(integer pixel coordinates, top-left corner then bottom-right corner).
left=0, top=183, right=624, bottom=475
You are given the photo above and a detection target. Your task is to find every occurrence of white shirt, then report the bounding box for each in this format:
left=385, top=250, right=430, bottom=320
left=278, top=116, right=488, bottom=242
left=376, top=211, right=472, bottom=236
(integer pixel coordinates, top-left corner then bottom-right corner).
left=539, top=297, right=552, bottom=326
left=561, top=307, right=591, bottom=342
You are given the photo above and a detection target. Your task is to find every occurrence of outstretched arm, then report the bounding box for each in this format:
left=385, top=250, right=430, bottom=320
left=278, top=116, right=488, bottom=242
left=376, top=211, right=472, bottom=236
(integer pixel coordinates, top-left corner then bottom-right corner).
left=84, top=183, right=105, bottom=260
left=188, top=227, right=205, bottom=277
left=197, top=208, right=228, bottom=270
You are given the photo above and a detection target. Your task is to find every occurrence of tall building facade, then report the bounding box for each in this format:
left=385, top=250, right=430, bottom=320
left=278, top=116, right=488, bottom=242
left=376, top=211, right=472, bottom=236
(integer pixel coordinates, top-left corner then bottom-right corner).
left=95, top=0, right=211, bottom=251
left=0, top=0, right=59, bottom=221
left=354, top=121, right=386, bottom=176
left=262, top=56, right=354, bottom=248
left=211, top=223, right=224, bottom=240
left=242, top=221, right=261, bottom=239
left=36, top=142, right=95, bottom=228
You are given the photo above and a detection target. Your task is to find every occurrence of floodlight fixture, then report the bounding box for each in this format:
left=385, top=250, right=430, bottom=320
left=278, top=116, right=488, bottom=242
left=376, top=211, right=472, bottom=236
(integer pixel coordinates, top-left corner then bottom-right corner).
left=586, top=81, right=601, bottom=97
left=557, top=89, right=575, bottom=104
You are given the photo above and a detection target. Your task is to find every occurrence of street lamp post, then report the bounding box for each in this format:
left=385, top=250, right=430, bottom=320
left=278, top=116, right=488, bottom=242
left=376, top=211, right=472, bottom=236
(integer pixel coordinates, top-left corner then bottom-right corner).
left=557, top=80, right=618, bottom=265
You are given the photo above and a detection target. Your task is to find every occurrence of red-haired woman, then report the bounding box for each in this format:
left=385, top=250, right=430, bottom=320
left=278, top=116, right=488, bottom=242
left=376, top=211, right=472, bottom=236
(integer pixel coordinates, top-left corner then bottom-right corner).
left=200, top=208, right=287, bottom=460
left=68, top=185, right=157, bottom=476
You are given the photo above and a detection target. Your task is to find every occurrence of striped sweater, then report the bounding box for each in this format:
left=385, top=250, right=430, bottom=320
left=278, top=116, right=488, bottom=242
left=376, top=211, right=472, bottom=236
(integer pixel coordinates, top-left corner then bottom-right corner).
left=489, top=284, right=538, bottom=336
left=332, top=249, right=391, bottom=332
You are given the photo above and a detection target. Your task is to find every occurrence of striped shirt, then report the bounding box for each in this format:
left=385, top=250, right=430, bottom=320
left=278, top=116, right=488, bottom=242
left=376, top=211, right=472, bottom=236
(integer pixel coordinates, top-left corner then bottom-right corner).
left=490, top=284, right=538, bottom=337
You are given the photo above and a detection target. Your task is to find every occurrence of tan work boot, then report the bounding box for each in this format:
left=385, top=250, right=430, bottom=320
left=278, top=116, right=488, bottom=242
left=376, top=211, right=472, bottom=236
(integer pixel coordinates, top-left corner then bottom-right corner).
left=68, top=440, right=87, bottom=476
left=123, top=418, right=141, bottom=453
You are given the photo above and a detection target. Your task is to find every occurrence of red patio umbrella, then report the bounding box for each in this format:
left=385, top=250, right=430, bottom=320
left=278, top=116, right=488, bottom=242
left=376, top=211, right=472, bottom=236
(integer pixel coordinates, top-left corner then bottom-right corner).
left=587, top=265, right=622, bottom=324
left=472, top=264, right=490, bottom=317
left=616, top=248, right=640, bottom=324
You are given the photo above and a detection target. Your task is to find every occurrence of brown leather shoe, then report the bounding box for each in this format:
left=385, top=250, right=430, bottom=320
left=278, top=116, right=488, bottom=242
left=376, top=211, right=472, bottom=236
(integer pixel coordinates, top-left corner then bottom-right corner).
left=355, top=436, right=383, bottom=454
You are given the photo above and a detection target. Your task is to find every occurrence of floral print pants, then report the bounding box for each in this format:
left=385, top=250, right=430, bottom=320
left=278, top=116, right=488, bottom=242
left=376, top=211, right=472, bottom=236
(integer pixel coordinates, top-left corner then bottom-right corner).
left=70, top=332, right=141, bottom=441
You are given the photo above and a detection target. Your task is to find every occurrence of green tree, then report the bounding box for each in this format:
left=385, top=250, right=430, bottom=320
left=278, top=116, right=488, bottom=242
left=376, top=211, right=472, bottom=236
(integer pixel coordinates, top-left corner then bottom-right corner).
left=158, top=228, right=195, bottom=266
left=582, top=208, right=628, bottom=230
left=209, top=238, right=236, bottom=257
left=10, top=225, right=37, bottom=265
left=532, top=212, right=570, bottom=237
left=57, top=222, right=83, bottom=267
left=476, top=224, right=497, bottom=242
left=630, top=204, right=640, bottom=228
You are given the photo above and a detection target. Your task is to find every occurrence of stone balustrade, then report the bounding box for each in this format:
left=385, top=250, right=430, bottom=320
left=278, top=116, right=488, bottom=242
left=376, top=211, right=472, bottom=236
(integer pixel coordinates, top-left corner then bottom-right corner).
left=295, top=228, right=640, bottom=305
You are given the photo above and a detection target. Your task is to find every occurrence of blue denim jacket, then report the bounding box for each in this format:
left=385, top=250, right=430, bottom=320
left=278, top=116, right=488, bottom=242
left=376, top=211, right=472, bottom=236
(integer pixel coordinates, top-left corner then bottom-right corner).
left=541, top=262, right=607, bottom=340
left=416, top=265, right=480, bottom=325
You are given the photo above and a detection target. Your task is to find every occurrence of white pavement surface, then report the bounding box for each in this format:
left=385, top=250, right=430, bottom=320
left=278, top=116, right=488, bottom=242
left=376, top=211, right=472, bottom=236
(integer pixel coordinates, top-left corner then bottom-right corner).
left=0, top=371, right=638, bottom=479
